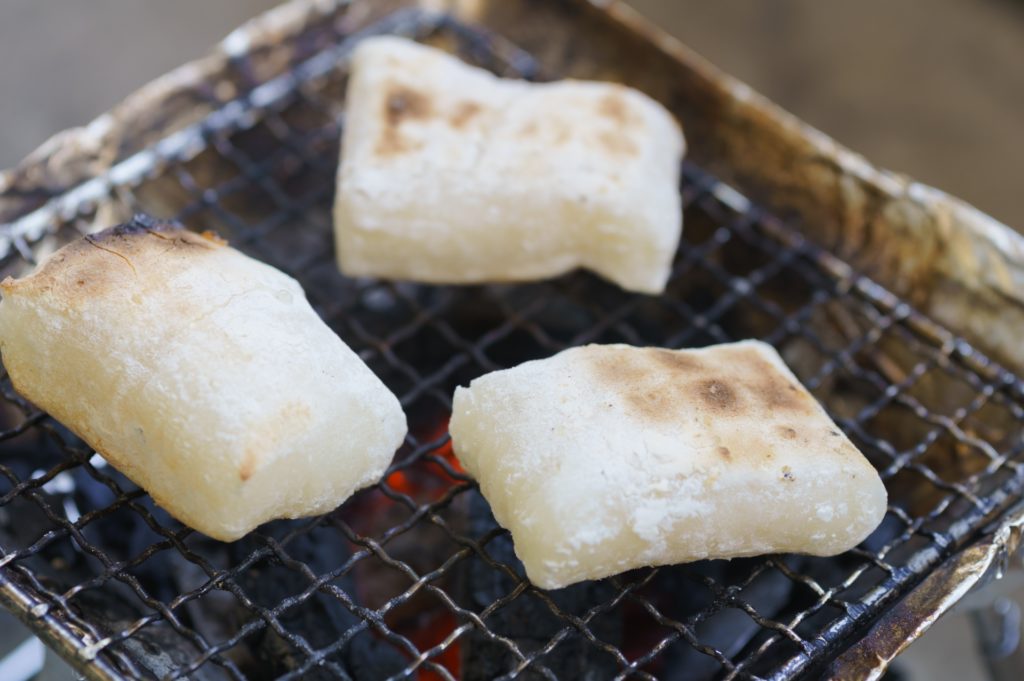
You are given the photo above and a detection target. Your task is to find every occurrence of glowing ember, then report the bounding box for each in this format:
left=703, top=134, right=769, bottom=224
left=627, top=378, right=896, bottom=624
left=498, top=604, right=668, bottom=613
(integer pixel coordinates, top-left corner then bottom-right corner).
left=621, top=598, right=666, bottom=674
left=386, top=469, right=415, bottom=496
left=425, top=426, right=464, bottom=477
left=406, top=609, right=461, bottom=681
left=385, top=417, right=464, bottom=502
left=376, top=416, right=463, bottom=679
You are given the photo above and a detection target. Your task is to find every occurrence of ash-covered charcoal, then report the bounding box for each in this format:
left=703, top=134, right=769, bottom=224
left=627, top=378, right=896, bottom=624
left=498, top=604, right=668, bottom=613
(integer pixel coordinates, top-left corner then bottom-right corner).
left=0, top=447, right=54, bottom=535
left=71, top=465, right=185, bottom=602
left=115, top=624, right=235, bottom=681
left=227, top=521, right=406, bottom=680
left=460, top=491, right=622, bottom=680
left=3, top=459, right=238, bottom=680
left=0, top=494, right=82, bottom=592
left=0, top=441, right=95, bottom=595
left=70, top=585, right=235, bottom=681
left=0, top=514, right=235, bottom=681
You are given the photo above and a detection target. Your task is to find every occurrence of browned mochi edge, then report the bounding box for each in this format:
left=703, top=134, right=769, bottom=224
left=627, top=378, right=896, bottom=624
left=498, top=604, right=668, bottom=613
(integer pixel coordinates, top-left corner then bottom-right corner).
left=0, top=215, right=228, bottom=300
left=585, top=344, right=863, bottom=469
left=369, top=62, right=651, bottom=161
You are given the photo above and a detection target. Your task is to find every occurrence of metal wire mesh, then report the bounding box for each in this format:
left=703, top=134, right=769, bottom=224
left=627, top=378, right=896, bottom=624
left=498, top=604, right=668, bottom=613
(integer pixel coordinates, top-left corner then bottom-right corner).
left=2, top=8, right=1024, bottom=681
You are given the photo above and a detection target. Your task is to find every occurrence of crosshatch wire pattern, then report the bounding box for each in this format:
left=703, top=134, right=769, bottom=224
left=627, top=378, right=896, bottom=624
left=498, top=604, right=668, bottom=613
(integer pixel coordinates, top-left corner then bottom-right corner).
left=2, top=10, right=1024, bottom=681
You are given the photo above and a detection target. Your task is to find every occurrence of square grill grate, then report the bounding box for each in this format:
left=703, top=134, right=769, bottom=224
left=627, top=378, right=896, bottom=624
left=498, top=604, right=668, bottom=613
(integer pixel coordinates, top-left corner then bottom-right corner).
left=1, top=9, right=1023, bottom=681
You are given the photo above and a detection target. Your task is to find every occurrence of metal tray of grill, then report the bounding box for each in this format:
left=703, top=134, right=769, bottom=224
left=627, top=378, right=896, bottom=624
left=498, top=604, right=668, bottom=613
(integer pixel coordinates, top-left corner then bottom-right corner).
left=2, top=1, right=1024, bottom=679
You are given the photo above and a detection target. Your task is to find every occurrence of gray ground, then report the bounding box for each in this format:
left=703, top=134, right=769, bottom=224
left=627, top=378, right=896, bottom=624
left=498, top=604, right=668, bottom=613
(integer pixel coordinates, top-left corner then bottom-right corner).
left=0, top=1, right=1021, bottom=680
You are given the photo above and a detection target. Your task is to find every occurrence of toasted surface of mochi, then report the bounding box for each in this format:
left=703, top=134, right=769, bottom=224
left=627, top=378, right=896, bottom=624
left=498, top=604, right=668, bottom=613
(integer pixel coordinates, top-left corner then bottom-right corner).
left=0, top=217, right=406, bottom=541
left=449, top=341, right=887, bottom=589
left=334, top=36, right=685, bottom=294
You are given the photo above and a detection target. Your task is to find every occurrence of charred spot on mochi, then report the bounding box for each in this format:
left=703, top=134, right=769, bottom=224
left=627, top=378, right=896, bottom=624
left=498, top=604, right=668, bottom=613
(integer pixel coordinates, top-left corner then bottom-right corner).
left=78, top=216, right=224, bottom=254
left=697, top=379, right=739, bottom=412
left=72, top=219, right=222, bottom=283
left=384, top=85, right=432, bottom=127
left=449, top=100, right=482, bottom=128
left=376, top=85, right=432, bottom=156
left=239, top=449, right=257, bottom=482
left=778, top=426, right=798, bottom=440
left=781, top=466, right=795, bottom=482
left=102, top=214, right=185, bottom=239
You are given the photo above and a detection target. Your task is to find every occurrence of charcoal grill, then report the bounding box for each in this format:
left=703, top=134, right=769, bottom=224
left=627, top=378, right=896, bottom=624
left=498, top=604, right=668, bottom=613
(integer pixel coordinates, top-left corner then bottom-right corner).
left=2, top=1, right=1024, bottom=679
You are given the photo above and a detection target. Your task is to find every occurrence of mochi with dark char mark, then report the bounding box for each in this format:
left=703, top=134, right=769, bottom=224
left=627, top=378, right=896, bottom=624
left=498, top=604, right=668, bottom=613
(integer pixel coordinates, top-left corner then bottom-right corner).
left=449, top=341, right=887, bottom=589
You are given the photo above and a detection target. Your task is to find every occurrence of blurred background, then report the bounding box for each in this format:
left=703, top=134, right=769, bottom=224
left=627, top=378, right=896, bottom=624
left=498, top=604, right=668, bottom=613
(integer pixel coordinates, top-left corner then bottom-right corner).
left=0, top=1, right=1021, bottom=680
left=0, top=0, right=1021, bottom=229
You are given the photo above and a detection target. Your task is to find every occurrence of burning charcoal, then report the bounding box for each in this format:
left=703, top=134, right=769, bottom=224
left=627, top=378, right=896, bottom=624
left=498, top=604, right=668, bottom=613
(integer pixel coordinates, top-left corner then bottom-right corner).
left=460, top=491, right=622, bottom=680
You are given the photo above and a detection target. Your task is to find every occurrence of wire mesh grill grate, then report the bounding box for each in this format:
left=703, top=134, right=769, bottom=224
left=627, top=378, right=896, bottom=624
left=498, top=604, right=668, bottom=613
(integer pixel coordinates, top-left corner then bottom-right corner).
left=1, top=8, right=1023, bottom=681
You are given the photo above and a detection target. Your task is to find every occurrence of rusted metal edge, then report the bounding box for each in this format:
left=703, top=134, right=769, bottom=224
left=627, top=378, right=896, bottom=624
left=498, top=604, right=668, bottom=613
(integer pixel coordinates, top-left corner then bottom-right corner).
left=0, top=570, right=123, bottom=681
left=825, top=501, right=1024, bottom=681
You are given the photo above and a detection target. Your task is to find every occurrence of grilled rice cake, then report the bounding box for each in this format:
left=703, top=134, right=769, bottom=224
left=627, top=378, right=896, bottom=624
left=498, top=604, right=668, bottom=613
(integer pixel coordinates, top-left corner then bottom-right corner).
left=334, top=36, right=685, bottom=294
left=0, top=217, right=406, bottom=541
left=450, top=341, right=887, bottom=589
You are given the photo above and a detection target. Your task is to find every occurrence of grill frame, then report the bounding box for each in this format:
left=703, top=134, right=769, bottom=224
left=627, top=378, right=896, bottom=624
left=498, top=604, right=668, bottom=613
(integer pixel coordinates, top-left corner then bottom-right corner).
left=1, top=1, right=1023, bottom=679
